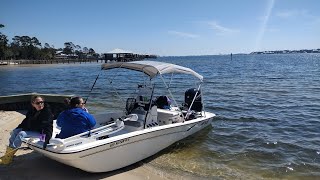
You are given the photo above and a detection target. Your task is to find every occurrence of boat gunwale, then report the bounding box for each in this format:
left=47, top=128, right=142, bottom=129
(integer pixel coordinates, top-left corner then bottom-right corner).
left=26, top=113, right=215, bottom=156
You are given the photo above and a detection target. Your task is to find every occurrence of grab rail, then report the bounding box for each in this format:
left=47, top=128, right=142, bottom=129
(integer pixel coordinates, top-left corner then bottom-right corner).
left=24, top=114, right=139, bottom=152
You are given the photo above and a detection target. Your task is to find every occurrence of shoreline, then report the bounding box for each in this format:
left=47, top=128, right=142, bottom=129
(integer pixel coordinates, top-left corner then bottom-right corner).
left=0, top=111, right=168, bottom=180
left=0, top=59, right=104, bottom=66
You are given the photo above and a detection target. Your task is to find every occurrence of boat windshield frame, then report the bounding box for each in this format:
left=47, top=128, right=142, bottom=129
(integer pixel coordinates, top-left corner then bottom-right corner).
left=99, top=60, right=205, bottom=122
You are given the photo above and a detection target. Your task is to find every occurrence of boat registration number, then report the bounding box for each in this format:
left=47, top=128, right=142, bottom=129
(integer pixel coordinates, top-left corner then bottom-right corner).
left=110, top=138, right=130, bottom=148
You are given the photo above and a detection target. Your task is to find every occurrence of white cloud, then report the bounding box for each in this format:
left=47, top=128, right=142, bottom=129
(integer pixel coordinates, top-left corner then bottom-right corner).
left=168, top=31, right=199, bottom=38
left=275, top=9, right=308, bottom=18
left=207, top=21, right=239, bottom=35
left=275, top=9, right=320, bottom=27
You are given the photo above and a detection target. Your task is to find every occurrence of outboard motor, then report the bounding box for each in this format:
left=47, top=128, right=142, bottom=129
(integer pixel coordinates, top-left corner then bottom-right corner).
left=185, top=88, right=202, bottom=112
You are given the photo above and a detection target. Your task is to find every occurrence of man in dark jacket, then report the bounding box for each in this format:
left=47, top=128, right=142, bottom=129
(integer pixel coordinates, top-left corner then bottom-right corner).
left=0, top=95, right=53, bottom=165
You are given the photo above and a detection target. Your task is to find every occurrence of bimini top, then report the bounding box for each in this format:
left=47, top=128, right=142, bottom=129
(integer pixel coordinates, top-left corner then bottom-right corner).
left=101, top=61, right=203, bottom=81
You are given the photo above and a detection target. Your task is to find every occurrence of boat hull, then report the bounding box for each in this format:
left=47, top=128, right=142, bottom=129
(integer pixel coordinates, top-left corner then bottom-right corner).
left=28, top=113, right=214, bottom=173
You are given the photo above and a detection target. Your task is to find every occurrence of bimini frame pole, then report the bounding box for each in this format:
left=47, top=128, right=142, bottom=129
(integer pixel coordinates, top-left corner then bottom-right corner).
left=200, top=84, right=206, bottom=117
left=143, top=84, right=155, bottom=129
left=158, top=73, right=186, bottom=120
left=186, top=83, right=202, bottom=119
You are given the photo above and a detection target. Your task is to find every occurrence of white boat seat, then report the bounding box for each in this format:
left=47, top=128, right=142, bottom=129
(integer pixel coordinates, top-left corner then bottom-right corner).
left=123, top=113, right=143, bottom=131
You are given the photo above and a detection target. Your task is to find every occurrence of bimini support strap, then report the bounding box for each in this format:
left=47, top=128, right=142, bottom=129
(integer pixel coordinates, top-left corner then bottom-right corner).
left=158, top=73, right=186, bottom=120
left=85, top=70, right=102, bottom=104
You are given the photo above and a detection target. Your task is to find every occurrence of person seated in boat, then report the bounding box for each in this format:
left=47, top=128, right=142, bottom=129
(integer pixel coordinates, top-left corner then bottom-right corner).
left=0, top=95, right=54, bottom=165
left=155, top=95, right=171, bottom=109
left=64, top=97, right=89, bottom=112
left=56, top=97, right=96, bottom=139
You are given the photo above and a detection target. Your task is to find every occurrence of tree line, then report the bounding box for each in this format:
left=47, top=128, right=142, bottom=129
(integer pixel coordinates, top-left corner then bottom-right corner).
left=0, top=24, right=99, bottom=60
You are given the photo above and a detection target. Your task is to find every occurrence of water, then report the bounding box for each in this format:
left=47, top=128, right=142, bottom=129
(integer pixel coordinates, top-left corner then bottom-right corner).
left=0, top=54, right=320, bottom=179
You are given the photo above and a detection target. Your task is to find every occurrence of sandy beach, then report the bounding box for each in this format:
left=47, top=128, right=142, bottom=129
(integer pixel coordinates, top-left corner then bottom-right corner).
left=0, top=111, right=168, bottom=180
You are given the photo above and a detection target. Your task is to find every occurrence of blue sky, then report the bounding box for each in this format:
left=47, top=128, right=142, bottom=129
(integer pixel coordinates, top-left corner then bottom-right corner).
left=1, top=0, right=320, bottom=56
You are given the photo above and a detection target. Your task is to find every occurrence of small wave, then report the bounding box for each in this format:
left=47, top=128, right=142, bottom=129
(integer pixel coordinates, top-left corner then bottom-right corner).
left=213, top=116, right=278, bottom=123
left=266, top=77, right=287, bottom=80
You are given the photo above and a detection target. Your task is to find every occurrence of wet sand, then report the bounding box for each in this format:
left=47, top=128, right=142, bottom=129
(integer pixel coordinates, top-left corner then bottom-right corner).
left=0, top=111, right=167, bottom=180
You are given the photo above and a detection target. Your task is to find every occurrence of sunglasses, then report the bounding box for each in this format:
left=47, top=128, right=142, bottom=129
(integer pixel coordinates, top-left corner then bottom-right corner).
left=34, top=101, right=44, bottom=105
left=80, top=102, right=86, bottom=105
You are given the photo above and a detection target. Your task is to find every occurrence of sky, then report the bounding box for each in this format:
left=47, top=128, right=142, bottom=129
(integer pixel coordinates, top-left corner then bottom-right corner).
left=1, top=0, right=320, bottom=56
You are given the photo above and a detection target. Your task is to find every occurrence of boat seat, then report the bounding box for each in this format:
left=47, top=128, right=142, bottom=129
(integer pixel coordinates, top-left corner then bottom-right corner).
left=124, top=120, right=144, bottom=131
left=123, top=113, right=143, bottom=131
left=124, top=120, right=143, bottom=127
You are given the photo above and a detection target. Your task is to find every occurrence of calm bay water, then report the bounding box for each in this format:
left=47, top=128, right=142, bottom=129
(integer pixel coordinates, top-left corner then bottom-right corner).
left=0, top=54, right=319, bottom=179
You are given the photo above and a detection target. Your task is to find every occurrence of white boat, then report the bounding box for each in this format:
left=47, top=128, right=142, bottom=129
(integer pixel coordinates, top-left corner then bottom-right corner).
left=22, top=61, right=216, bottom=173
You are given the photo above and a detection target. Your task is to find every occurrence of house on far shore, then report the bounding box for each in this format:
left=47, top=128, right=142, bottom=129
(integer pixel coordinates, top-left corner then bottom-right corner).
left=55, top=51, right=78, bottom=59
left=104, top=48, right=157, bottom=62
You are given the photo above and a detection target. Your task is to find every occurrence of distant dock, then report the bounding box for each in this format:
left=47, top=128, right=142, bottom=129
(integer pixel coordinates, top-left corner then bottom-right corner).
left=104, top=49, right=157, bottom=62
